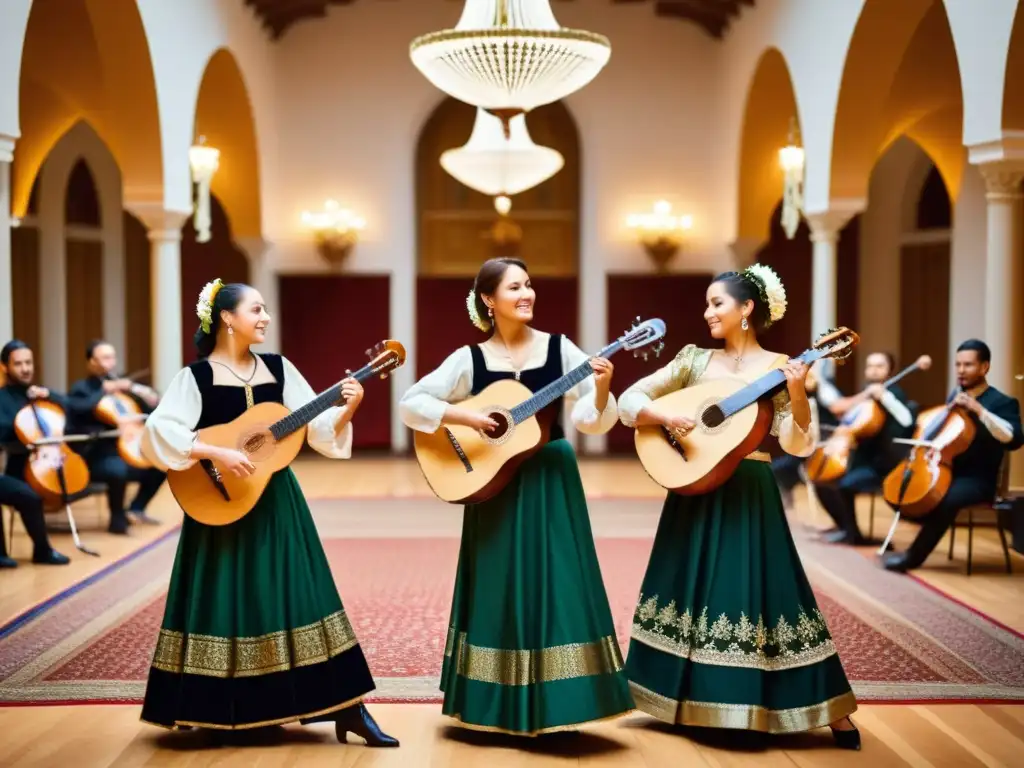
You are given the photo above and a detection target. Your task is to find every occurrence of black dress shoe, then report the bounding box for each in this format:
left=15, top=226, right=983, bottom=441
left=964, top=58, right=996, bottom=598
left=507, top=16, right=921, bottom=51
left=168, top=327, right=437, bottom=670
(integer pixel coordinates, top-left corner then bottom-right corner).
left=831, top=719, right=861, bottom=750
left=335, top=704, right=399, bottom=747
left=108, top=516, right=130, bottom=535
left=33, top=549, right=71, bottom=565
left=824, top=530, right=865, bottom=545
left=129, top=511, right=161, bottom=526
left=882, top=552, right=916, bottom=573
left=0, top=555, right=17, bottom=569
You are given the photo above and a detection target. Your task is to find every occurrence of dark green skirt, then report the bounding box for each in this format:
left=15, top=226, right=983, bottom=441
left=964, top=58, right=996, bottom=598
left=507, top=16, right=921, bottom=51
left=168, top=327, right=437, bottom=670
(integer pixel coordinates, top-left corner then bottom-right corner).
left=441, top=439, right=635, bottom=735
left=626, top=460, right=856, bottom=734
left=141, top=469, right=375, bottom=730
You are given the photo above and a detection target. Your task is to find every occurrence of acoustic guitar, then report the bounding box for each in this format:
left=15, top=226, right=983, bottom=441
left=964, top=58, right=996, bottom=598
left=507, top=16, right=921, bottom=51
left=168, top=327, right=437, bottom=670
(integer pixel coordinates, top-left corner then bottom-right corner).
left=634, top=328, right=859, bottom=496
left=414, top=318, right=667, bottom=504
left=168, top=341, right=406, bottom=526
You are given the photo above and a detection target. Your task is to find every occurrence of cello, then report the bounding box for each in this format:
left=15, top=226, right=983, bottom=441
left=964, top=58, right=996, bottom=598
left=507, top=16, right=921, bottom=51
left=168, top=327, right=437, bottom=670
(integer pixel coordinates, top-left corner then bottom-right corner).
left=805, top=355, right=931, bottom=482
left=881, top=389, right=977, bottom=520
left=13, top=397, right=100, bottom=556
left=93, top=369, right=157, bottom=469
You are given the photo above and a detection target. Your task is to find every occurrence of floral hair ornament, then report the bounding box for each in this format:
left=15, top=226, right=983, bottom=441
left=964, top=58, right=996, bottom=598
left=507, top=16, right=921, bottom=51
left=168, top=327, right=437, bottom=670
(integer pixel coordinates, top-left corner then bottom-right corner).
left=196, top=278, right=224, bottom=334
left=466, top=289, right=491, bottom=333
left=742, top=263, right=787, bottom=326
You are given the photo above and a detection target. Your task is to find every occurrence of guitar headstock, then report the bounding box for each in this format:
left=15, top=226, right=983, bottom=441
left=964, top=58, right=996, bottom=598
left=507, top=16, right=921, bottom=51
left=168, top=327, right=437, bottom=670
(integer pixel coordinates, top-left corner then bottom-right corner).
left=812, top=327, right=859, bottom=364
left=364, top=340, right=407, bottom=379
left=621, top=317, right=667, bottom=362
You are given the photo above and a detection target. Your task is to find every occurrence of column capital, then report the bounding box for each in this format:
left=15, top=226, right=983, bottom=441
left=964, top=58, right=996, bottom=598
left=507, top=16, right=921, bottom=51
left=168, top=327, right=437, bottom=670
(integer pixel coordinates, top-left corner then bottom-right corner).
left=968, top=132, right=1024, bottom=198
left=0, top=133, right=16, bottom=163
left=236, top=237, right=274, bottom=264
left=728, top=237, right=765, bottom=268
left=804, top=203, right=861, bottom=242
left=127, top=203, right=191, bottom=240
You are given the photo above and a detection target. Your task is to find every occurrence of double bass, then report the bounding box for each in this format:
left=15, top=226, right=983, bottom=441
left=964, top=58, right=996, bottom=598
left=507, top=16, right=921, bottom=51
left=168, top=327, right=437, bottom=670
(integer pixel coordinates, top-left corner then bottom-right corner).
left=93, top=370, right=156, bottom=469
left=881, top=390, right=976, bottom=519
left=13, top=397, right=99, bottom=556
left=805, top=355, right=931, bottom=482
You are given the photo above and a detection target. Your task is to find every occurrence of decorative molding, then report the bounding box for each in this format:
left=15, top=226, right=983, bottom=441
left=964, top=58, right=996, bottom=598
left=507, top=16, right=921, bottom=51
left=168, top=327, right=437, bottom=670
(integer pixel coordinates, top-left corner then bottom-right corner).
left=966, top=131, right=1024, bottom=166
left=900, top=229, right=952, bottom=247
left=804, top=201, right=863, bottom=242
left=126, top=204, right=191, bottom=239
left=0, top=133, right=16, bottom=163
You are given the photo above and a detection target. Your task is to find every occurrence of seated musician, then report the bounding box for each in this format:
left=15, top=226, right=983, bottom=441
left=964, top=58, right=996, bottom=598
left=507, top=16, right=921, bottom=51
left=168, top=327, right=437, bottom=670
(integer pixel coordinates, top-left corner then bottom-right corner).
left=814, top=352, right=915, bottom=545
left=883, top=339, right=1023, bottom=572
left=0, top=340, right=70, bottom=566
left=771, top=357, right=840, bottom=509
left=67, top=340, right=166, bottom=534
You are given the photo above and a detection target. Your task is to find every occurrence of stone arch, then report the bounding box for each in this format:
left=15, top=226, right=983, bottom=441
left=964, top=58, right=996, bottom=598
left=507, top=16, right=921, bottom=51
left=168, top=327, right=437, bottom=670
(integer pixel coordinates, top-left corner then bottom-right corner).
left=831, top=0, right=962, bottom=202
left=1002, top=2, right=1024, bottom=131
left=13, top=0, right=162, bottom=217
left=736, top=47, right=800, bottom=244
left=193, top=47, right=262, bottom=239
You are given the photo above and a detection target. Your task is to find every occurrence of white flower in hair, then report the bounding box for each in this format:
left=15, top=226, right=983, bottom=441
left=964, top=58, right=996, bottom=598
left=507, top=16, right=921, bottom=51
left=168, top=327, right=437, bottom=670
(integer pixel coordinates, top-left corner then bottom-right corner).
left=466, top=289, right=491, bottom=333
left=744, top=263, right=787, bottom=324
left=196, top=278, right=224, bottom=334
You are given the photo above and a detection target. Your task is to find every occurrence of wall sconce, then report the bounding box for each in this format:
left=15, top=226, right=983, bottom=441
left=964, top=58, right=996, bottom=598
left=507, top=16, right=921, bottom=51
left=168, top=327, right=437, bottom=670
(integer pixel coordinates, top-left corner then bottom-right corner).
left=778, top=117, right=805, bottom=240
left=188, top=135, right=220, bottom=243
left=301, top=199, right=366, bottom=266
left=626, top=200, right=693, bottom=269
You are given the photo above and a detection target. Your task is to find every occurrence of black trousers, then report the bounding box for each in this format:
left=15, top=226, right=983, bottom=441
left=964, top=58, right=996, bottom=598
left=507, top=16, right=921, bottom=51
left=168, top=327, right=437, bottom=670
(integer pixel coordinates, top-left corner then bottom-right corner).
left=0, top=473, right=53, bottom=557
left=813, top=466, right=882, bottom=540
left=87, top=452, right=166, bottom=520
left=900, top=477, right=990, bottom=567
left=771, top=453, right=804, bottom=493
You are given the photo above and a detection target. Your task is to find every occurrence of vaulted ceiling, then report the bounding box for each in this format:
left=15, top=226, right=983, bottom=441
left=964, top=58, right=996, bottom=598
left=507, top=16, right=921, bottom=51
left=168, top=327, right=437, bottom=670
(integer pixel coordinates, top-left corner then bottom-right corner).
left=245, top=0, right=754, bottom=42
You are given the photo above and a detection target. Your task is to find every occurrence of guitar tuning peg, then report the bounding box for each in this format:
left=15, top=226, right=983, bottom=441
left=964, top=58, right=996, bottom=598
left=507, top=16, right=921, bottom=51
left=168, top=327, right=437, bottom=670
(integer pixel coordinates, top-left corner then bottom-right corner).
left=365, top=348, right=372, bottom=357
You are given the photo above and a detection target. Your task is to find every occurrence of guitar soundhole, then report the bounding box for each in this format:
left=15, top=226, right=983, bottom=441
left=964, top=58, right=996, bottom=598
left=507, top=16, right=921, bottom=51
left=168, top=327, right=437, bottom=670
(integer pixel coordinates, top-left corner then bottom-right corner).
left=701, top=404, right=726, bottom=429
left=479, top=407, right=515, bottom=446
left=241, top=429, right=275, bottom=461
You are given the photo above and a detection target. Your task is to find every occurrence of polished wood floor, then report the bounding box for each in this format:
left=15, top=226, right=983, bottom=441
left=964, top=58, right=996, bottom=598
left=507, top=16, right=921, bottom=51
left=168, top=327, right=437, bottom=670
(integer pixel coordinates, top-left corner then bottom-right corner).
left=2, top=455, right=1023, bottom=767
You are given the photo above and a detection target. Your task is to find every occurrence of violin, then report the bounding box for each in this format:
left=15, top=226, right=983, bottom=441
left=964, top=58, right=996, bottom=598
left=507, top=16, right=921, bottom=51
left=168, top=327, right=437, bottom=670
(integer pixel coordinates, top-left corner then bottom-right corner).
left=806, top=355, right=931, bottom=483
left=93, top=369, right=157, bottom=469
left=881, top=390, right=977, bottom=519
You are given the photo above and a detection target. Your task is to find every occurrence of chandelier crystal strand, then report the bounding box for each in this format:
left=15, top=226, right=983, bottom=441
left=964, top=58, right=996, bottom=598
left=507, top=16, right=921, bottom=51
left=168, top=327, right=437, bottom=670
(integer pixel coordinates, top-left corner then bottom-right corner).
left=410, top=0, right=611, bottom=111
left=441, top=108, right=564, bottom=197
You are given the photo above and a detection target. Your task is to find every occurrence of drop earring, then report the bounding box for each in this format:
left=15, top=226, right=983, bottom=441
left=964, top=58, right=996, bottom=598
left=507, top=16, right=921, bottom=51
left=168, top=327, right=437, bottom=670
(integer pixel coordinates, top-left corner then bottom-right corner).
left=488, top=307, right=493, bottom=318
left=228, top=326, right=234, bottom=336
left=741, top=317, right=749, bottom=331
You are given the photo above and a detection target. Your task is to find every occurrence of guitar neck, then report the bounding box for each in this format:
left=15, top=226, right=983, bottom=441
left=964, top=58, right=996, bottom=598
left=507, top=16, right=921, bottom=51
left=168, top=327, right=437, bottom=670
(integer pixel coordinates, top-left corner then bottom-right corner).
left=268, top=364, right=372, bottom=440
left=883, top=361, right=920, bottom=389
left=510, top=340, right=622, bottom=424
left=716, top=348, right=825, bottom=419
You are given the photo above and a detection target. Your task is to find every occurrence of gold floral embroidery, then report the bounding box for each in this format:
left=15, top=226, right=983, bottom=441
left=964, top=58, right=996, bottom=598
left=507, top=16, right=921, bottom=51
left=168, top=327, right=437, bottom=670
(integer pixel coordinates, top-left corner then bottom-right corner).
left=631, top=595, right=837, bottom=672
left=152, top=610, right=359, bottom=679
left=770, top=389, right=791, bottom=437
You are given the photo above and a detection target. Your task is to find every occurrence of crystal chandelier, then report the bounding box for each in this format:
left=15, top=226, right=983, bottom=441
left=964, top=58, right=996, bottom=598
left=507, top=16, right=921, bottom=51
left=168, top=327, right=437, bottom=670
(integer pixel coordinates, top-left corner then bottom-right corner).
left=778, top=118, right=805, bottom=240
left=410, top=0, right=611, bottom=114
left=441, top=108, right=564, bottom=211
left=188, top=136, right=220, bottom=243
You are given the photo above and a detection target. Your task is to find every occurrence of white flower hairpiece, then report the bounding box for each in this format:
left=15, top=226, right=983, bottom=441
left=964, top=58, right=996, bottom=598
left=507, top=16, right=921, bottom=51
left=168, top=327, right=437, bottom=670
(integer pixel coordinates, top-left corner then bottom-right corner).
left=743, top=263, right=787, bottom=326
left=196, top=278, right=224, bottom=334
left=466, top=289, right=491, bottom=333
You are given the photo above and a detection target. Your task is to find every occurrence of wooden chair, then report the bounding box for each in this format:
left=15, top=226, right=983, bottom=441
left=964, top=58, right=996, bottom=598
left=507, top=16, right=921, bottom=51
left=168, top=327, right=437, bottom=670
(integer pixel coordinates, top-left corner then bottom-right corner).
left=947, top=455, right=1014, bottom=575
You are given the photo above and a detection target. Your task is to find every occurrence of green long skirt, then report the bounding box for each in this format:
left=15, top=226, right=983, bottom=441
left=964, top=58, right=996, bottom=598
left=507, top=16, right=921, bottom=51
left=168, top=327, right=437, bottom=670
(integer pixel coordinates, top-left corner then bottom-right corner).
left=440, top=439, right=635, bottom=735
left=625, top=460, right=857, bottom=734
left=141, top=469, right=375, bottom=730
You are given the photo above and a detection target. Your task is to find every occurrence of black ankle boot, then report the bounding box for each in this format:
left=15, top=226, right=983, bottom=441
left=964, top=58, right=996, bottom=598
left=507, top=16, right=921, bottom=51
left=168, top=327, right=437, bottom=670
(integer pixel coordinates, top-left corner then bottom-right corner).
left=830, top=718, right=861, bottom=750
left=334, top=704, right=399, bottom=747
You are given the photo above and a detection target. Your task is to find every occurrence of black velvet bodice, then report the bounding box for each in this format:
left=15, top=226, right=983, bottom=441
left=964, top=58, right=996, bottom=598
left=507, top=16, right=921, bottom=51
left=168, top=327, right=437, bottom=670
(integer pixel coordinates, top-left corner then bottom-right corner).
left=470, top=334, right=566, bottom=442
left=189, top=353, right=285, bottom=430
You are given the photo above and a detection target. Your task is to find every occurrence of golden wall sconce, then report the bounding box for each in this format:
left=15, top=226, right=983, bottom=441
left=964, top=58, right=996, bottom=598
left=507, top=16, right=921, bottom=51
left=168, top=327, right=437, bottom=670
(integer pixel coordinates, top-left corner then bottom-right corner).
left=301, top=199, right=365, bottom=266
left=626, top=200, right=692, bottom=269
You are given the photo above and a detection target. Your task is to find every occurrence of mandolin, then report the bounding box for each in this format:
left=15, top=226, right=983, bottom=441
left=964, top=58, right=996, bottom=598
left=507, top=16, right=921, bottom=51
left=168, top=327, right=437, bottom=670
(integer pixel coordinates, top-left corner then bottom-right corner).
left=168, top=341, right=406, bottom=526
left=805, top=355, right=931, bottom=483
left=634, top=328, right=859, bottom=496
left=414, top=318, right=667, bottom=504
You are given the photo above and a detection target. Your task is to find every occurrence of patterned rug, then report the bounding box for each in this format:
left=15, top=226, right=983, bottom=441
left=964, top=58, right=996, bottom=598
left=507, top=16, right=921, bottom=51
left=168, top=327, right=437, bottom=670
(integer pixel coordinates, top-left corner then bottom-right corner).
left=1, top=499, right=1023, bottom=707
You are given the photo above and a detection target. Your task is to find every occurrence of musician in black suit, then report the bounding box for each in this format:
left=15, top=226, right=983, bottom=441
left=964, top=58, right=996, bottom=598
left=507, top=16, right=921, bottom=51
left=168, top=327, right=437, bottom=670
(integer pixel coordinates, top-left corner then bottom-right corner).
left=883, top=339, right=1024, bottom=571
left=67, top=340, right=166, bottom=534
left=0, top=340, right=70, bottom=566
left=813, top=352, right=917, bottom=545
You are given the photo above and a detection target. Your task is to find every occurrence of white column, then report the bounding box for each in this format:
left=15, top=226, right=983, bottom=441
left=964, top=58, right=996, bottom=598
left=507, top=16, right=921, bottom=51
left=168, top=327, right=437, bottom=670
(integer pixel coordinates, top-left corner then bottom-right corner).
left=728, top=237, right=764, bottom=270
left=805, top=210, right=855, bottom=343
left=236, top=237, right=280, bottom=354
left=390, top=263, right=415, bottom=452
left=578, top=246, right=607, bottom=456
left=101, top=195, right=126, bottom=361
left=0, top=134, right=13, bottom=344
left=38, top=159, right=67, bottom=389
left=139, top=210, right=189, bottom=393
left=976, top=162, right=1024, bottom=393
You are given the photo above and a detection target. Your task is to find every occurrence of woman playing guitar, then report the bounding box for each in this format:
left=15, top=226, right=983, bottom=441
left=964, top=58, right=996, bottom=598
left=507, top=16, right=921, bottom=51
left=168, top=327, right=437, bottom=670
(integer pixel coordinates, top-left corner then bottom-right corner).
left=399, top=258, right=633, bottom=736
left=137, top=279, right=395, bottom=745
left=617, top=265, right=860, bottom=749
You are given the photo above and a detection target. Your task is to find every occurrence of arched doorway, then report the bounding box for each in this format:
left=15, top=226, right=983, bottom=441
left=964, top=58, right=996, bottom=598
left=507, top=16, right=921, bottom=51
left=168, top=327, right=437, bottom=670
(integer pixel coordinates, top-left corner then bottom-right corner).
left=414, top=97, right=581, bottom=378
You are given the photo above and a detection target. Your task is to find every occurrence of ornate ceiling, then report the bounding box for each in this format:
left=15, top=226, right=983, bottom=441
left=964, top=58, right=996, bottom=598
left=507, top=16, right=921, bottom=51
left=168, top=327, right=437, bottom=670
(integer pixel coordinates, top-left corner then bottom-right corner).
left=245, top=0, right=754, bottom=41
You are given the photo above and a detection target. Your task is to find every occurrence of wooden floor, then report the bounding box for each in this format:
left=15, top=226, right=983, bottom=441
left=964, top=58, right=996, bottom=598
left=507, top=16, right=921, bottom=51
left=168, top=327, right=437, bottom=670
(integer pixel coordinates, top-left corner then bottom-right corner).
left=2, top=455, right=1023, bottom=767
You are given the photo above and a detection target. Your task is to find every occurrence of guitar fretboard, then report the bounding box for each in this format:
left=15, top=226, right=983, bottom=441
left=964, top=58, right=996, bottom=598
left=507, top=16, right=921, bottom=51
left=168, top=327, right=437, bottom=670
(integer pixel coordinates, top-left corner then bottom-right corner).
left=715, top=349, right=825, bottom=419
left=509, top=340, right=620, bottom=424
left=268, top=360, right=378, bottom=441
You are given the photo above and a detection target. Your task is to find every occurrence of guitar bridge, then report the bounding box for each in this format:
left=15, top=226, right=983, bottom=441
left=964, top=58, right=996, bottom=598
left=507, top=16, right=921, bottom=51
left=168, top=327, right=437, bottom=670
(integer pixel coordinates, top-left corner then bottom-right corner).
left=662, top=426, right=688, bottom=461
left=444, top=428, right=473, bottom=473
left=199, top=459, right=231, bottom=501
